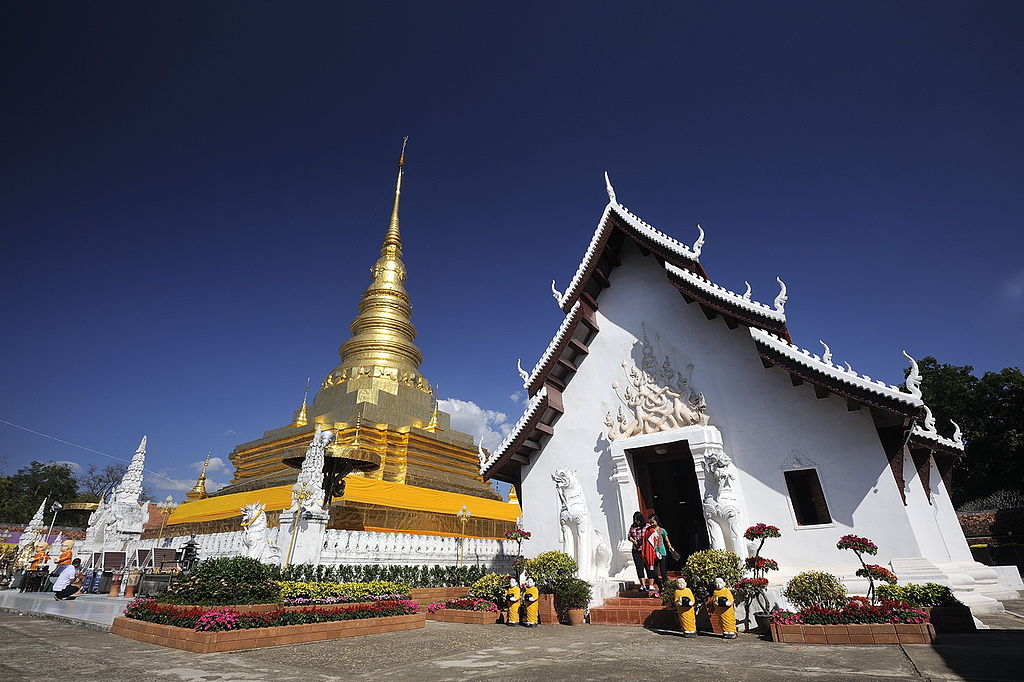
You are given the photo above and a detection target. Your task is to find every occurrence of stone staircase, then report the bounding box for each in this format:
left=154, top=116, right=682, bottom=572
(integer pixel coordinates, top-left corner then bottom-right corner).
left=589, top=585, right=676, bottom=627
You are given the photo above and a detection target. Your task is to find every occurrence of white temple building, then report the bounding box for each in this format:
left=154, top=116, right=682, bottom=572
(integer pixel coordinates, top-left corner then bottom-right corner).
left=482, top=174, right=1021, bottom=612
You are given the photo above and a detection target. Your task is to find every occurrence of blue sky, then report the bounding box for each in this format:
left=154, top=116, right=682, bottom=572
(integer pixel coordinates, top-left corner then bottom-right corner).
left=1, top=2, right=1021, bottom=501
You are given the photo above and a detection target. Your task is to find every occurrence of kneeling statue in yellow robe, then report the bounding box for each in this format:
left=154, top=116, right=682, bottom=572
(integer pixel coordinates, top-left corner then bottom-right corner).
left=505, top=578, right=521, bottom=626
left=673, top=577, right=696, bottom=637
left=522, top=577, right=539, bottom=627
left=710, top=577, right=737, bottom=639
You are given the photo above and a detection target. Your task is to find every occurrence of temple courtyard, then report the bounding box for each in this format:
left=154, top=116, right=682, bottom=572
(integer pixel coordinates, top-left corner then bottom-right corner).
left=0, top=594, right=1021, bottom=681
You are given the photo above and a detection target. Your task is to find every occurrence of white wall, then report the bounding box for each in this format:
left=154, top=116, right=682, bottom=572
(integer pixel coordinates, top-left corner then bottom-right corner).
left=521, top=241, right=944, bottom=577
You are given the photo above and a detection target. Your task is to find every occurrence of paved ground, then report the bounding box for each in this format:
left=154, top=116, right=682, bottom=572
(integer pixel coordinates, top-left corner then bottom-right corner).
left=1, top=604, right=1023, bottom=682
left=0, top=589, right=129, bottom=629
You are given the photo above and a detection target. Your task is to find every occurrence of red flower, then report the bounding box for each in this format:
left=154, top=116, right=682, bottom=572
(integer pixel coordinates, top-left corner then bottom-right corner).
left=743, top=523, right=782, bottom=541
left=836, top=534, right=878, bottom=555
left=856, top=564, right=898, bottom=584
left=745, top=556, right=779, bottom=572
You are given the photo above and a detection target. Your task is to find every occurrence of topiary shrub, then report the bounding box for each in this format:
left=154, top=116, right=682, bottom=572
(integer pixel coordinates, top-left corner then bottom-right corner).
left=469, top=573, right=510, bottom=604
left=783, top=571, right=847, bottom=610
left=159, top=557, right=281, bottom=605
left=681, top=549, right=745, bottom=600
left=524, top=551, right=578, bottom=591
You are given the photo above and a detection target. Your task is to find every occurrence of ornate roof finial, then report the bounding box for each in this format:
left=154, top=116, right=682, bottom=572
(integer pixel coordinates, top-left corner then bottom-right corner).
left=844, top=361, right=853, bottom=373
left=114, top=435, right=147, bottom=505
left=922, top=405, right=937, bottom=433
left=186, top=452, right=211, bottom=500
left=294, top=377, right=310, bottom=427
left=819, top=340, right=832, bottom=365
left=902, top=350, right=923, bottom=399
left=742, top=281, right=752, bottom=300
left=517, top=359, right=529, bottom=387
left=773, top=277, right=788, bottom=313
left=424, top=401, right=443, bottom=432
left=550, top=280, right=563, bottom=304
left=477, top=440, right=487, bottom=466
left=692, top=224, right=705, bottom=258
left=951, top=420, right=964, bottom=447
left=604, top=171, right=617, bottom=203
left=338, top=138, right=425, bottom=379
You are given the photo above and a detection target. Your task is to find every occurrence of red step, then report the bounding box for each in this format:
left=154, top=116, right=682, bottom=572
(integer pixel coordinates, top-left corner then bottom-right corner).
left=589, top=603, right=676, bottom=627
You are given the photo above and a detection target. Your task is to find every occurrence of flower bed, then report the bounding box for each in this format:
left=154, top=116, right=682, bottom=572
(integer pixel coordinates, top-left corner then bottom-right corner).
left=769, top=597, right=934, bottom=644
left=113, top=598, right=424, bottom=652
left=424, top=597, right=500, bottom=624
left=277, top=580, right=410, bottom=606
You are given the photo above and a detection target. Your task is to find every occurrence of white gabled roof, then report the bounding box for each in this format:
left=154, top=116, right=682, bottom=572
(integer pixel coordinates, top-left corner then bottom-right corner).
left=525, top=300, right=582, bottom=388
left=665, top=262, right=786, bottom=322
left=910, top=425, right=964, bottom=452
left=558, top=201, right=699, bottom=310
left=749, top=328, right=924, bottom=407
left=481, top=386, right=548, bottom=474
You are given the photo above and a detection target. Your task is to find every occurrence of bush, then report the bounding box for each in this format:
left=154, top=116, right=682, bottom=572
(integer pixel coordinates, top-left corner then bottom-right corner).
left=277, top=580, right=411, bottom=605
left=877, top=583, right=963, bottom=607
left=554, top=577, right=592, bottom=615
left=783, top=571, right=847, bottom=610
left=524, top=551, right=578, bottom=590
left=469, top=573, right=509, bottom=603
left=770, top=597, right=928, bottom=625
left=681, top=549, right=745, bottom=600
left=159, top=557, right=281, bottom=605
left=277, top=563, right=487, bottom=587
left=425, top=597, right=498, bottom=613
left=124, top=597, right=420, bottom=631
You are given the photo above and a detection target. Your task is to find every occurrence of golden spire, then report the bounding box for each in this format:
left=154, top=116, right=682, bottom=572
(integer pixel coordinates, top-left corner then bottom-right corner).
left=294, top=377, right=310, bottom=427
left=508, top=485, right=520, bottom=507
left=338, top=137, right=424, bottom=376
left=186, top=452, right=211, bottom=500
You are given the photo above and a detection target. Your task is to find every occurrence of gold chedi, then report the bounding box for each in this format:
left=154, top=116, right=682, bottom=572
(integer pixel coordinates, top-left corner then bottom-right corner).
left=162, top=140, right=515, bottom=541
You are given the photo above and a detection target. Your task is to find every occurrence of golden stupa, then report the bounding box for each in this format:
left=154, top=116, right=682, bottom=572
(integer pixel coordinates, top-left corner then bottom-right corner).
left=162, top=140, right=518, bottom=539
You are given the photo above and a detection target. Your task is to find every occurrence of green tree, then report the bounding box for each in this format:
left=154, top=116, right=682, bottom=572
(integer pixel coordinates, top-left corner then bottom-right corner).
left=0, top=461, right=81, bottom=524
left=915, top=358, right=1024, bottom=507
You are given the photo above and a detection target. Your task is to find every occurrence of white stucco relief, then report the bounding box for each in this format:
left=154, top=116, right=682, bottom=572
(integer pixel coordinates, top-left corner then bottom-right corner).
left=240, top=501, right=280, bottom=564
left=552, top=469, right=612, bottom=582
left=701, top=448, right=748, bottom=557
left=604, top=326, right=709, bottom=441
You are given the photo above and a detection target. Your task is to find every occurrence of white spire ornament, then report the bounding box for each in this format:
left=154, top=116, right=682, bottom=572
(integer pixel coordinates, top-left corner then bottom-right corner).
left=819, top=340, right=832, bottom=365
left=951, top=420, right=964, bottom=448
left=691, top=224, right=705, bottom=258
left=517, top=359, right=529, bottom=387
left=773, top=277, right=788, bottom=313
left=550, top=280, right=563, bottom=304
left=114, top=435, right=147, bottom=505
left=902, top=351, right=923, bottom=399
left=742, top=281, right=752, bottom=301
left=604, top=171, right=617, bottom=203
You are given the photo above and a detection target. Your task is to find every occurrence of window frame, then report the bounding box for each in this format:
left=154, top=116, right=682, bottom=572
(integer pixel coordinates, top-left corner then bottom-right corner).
left=781, top=465, right=836, bottom=530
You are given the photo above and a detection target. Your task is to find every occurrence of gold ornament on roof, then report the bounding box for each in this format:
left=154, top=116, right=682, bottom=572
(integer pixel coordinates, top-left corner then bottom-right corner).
left=186, top=452, right=211, bottom=500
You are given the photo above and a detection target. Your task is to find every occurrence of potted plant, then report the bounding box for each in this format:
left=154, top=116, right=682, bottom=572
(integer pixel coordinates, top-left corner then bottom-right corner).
left=554, top=577, right=591, bottom=625
left=836, top=534, right=897, bottom=604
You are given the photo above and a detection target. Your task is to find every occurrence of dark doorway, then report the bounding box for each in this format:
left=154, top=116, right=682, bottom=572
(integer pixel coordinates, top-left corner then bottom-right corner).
left=631, top=443, right=709, bottom=572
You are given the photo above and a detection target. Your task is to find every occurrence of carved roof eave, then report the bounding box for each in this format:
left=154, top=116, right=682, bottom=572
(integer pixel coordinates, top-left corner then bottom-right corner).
left=909, top=426, right=965, bottom=457
left=558, top=202, right=707, bottom=313
left=481, top=387, right=551, bottom=480
left=751, top=328, right=922, bottom=418
left=665, top=263, right=790, bottom=338
left=524, top=301, right=599, bottom=397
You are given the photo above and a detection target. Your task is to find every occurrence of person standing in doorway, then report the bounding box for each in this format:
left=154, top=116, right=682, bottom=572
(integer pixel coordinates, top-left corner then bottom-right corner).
left=648, top=514, right=676, bottom=591
left=640, top=517, right=661, bottom=595
left=627, top=512, right=647, bottom=587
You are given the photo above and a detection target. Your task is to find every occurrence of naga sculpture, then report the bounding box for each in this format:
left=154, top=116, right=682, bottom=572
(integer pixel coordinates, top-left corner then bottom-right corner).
left=605, top=329, right=709, bottom=441
left=552, top=469, right=611, bottom=582
left=240, top=501, right=280, bottom=564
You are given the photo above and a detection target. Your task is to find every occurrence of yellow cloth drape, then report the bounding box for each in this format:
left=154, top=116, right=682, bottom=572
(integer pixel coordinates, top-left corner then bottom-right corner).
left=167, top=477, right=521, bottom=526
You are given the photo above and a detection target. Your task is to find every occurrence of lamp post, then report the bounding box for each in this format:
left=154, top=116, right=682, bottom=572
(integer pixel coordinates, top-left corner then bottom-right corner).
left=46, top=500, right=63, bottom=542
left=456, top=505, right=472, bottom=567
left=152, top=495, right=178, bottom=571
left=284, top=484, right=313, bottom=570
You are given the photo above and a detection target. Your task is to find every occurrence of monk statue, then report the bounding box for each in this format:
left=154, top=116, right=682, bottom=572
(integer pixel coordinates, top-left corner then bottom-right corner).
left=28, top=541, right=50, bottom=571
left=709, top=577, right=737, bottom=639
left=505, top=577, right=521, bottom=626
left=56, top=539, right=75, bottom=566
left=673, top=577, right=697, bottom=637
left=522, top=577, right=540, bottom=627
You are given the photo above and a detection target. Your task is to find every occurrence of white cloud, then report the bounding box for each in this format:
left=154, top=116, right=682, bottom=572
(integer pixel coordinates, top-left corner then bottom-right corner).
left=46, top=460, right=83, bottom=475
left=224, top=429, right=238, bottom=437
left=509, top=391, right=526, bottom=404
left=190, top=456, right=228, bottom=473
left=438, top=398, right=513, bottom=450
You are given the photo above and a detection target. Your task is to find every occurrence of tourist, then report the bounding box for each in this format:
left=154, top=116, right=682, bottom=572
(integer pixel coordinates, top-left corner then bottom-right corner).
left=53, top=558, right=83, bottom=601
left=640, top=517, right=661, bottom=595
left=627, top=511, right=647, bottom=586
left=647, top=514, right=676, bottom=591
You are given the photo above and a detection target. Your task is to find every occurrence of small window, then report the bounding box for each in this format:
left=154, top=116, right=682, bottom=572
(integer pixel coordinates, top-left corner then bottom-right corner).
left=784, top=468, right=832, bottom=526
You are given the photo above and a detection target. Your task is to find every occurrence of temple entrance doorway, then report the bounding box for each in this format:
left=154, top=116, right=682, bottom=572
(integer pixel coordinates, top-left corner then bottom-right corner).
left=631, top=442, right=709, bottom=572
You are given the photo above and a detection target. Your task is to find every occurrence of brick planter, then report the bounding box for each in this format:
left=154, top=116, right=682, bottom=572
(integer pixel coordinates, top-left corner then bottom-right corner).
left=770, top=622, right=935, bottom=645
left=111, top=613, right=426, bottom=653
left=410, top=587, right=469, bottom=603
left=156, top=603, right=281, bottom=614
left=426, top=609, right=500, bottom=624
